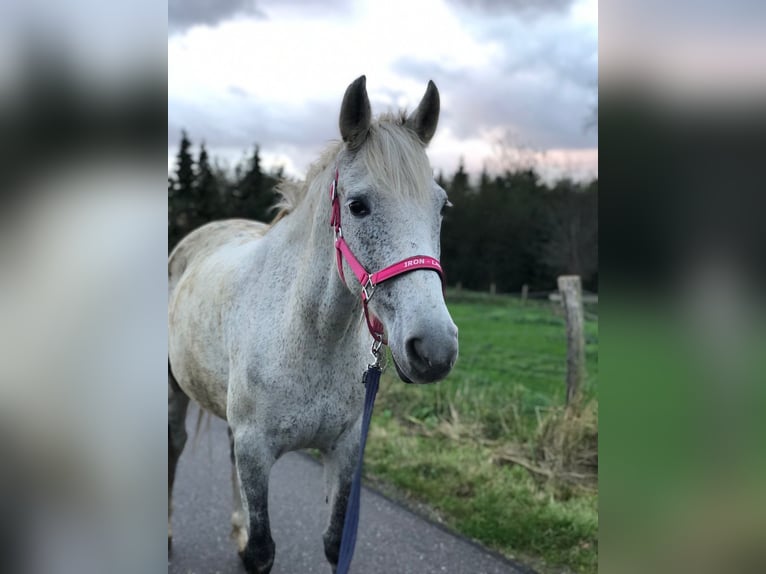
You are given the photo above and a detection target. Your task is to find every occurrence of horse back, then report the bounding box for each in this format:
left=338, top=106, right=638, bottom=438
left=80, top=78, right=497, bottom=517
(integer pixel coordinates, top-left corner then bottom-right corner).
left=168, top=219, right=269, bottom=297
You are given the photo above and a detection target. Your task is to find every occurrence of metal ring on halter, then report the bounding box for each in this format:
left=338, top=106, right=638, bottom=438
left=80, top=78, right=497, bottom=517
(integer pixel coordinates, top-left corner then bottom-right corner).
left=369, top=338, right=386, bottom=370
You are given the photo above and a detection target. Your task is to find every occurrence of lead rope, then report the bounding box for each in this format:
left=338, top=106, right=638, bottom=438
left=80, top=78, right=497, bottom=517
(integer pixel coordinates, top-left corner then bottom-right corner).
left=331, top=162, right=383, bottom=573
left=335, top=347, right=382, bottom=574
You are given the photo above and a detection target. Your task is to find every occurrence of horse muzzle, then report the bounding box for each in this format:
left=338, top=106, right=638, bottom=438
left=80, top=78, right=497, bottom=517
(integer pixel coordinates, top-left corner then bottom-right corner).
left=391, top=327, right=458, bottom=384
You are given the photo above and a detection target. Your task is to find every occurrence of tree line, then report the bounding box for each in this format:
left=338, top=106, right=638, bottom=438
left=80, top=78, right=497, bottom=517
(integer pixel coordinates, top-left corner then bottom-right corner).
left=169, top=131, right=597, bottom=293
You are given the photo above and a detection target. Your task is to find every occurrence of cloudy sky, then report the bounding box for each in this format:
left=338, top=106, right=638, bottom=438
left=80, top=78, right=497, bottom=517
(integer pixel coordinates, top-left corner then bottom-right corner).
left=168, top=0, right=598, bottom=181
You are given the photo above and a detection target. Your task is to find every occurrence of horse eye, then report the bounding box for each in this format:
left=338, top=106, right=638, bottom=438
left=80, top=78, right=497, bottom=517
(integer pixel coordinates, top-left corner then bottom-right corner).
left=347, top=199, right=370, bottom=218
left=441, top=200, right=453, bottom=216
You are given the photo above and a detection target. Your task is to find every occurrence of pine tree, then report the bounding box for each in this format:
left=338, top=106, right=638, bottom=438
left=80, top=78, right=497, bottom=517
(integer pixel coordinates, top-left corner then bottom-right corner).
left=479, top=164, right=490, bottom=190
left=450, top=157, right=469, bottom=195
left=169, top=130, right=198, bottom=251
left=174, top=130, right=195, bottom=196
left=195, top=142, right=217, bottom=222
left=441, top=159, right=475, bottom=288
left=435, top=170, right=447, bottom=190
left=237, top=145, right=277, bottom=221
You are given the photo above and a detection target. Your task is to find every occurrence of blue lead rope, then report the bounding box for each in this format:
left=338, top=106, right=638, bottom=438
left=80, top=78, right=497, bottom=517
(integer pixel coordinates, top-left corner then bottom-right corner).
left=335, top=364, right=381, bottom=574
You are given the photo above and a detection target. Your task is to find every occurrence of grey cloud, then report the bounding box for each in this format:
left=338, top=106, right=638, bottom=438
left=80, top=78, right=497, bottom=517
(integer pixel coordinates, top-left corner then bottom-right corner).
left=392, top=61, right=595, bottom=149
left=169, top=0, right=356, bottom=34
left=259, top=0, right=355, bottom=11
left=457, top=72, right=593, bottom=149
left=446, top=0, right=575, bottom=17
left=227, top=85, right=249, bottom=98
left=451, top=73, right=595, bottom=148
left=392, top=11, right=597, bottom=150
left=168, top=95, right=340, bottom=162
left=496, top=32, right=597, bottom=92
left=168, top=0, right=265, bottom=34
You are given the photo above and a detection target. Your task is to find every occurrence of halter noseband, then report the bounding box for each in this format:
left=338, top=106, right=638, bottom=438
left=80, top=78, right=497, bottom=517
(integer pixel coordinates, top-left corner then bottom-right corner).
left=329, top=168, right=445, bottom=347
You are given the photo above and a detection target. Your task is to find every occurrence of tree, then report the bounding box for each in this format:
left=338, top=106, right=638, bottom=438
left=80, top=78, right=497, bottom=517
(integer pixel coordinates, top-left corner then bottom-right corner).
left=234, top=145, right=280, bottom=222
left=195, top=143, right=218, bottom=221
left=441, top=159, right=474, bottom=287
left=168, top=131, right=199, bottom=251
left=173, top=130, right=195, bottom=197
left=435, top=170, right=447, bottom=190
left=540, top=179, right=598, bottom=286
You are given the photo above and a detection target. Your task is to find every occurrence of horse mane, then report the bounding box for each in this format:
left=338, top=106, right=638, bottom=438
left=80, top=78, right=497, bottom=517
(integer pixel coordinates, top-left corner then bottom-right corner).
left=271, top=110, right=432, bottom=224
left=271, top=145, right=339, bottom=224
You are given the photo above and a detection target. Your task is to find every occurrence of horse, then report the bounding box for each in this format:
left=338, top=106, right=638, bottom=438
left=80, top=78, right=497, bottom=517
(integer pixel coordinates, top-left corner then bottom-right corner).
left=168, top=75, right=459, bottom=574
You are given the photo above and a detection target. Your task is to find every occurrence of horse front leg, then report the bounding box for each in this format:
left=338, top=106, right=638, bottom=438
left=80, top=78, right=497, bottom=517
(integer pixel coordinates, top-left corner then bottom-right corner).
left=322, top=428, right=360, bottom=572
left=232, top=427, right=276, bottom=574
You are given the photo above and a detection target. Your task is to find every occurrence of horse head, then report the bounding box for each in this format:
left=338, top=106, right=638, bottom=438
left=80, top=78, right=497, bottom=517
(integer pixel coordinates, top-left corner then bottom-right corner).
left=333, top=75, right=459, bottom=384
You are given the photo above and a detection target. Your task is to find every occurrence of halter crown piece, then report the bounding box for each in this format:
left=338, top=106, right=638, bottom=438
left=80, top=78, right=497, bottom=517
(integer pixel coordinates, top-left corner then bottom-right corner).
left=329, top=167, right=445, bottom=350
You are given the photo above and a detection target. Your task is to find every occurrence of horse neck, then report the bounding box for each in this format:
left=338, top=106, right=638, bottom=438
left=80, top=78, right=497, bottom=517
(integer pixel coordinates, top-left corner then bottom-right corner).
left=279, top=169, right=365, bottom=346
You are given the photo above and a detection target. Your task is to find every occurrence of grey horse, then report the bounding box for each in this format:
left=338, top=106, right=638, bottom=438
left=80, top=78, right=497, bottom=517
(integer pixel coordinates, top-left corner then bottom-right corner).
left=168, top=76, right=458, bottom=573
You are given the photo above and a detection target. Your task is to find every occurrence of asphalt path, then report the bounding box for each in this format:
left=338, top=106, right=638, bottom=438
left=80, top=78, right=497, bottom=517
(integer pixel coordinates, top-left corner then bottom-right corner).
left=169, top=404, right=536, bottom=574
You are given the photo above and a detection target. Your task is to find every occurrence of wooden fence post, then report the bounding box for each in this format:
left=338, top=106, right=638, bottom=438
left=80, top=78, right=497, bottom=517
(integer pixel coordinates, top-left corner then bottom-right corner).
left=521, top=284, right=528, bottom=305
left=557, top=275, right=586, bottom=408
left=489, top=282, right=497, bottom=296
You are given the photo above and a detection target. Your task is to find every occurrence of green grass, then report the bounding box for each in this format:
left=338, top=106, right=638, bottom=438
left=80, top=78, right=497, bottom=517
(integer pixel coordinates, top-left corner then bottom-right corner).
left=363, top=290, right=598, bottom=573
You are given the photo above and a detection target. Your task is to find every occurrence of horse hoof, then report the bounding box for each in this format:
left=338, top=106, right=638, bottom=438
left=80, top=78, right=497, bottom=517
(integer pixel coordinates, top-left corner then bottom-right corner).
left=238, top=552, right=273, bottom=574
left=238, top=541, right=275, bottom=574
left=322, top=532, right=340, bottom=568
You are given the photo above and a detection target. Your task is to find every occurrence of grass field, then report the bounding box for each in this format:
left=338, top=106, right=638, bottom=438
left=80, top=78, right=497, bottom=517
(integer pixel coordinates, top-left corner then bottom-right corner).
left=363, top=290, right=599, bottom=573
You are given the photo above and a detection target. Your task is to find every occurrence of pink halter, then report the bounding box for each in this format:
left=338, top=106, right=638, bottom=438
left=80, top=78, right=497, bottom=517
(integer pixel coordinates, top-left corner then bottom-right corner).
left=329, top=168, right=445, bottom=345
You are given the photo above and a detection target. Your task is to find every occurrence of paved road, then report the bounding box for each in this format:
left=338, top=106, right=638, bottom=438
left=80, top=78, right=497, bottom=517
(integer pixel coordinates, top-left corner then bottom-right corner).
left=169, top=405, right=536, bottom=574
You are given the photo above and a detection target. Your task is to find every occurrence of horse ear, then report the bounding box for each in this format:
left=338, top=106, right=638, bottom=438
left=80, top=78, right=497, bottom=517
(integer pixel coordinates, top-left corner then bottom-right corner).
left=406, top=80, right=440, bottom=145
left=339, top=75, right=372, bottom=150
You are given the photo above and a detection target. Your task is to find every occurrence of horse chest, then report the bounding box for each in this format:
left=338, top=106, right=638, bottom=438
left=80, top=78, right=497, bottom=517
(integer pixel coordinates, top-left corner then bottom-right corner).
left=267, top=374, right=365, bottom=451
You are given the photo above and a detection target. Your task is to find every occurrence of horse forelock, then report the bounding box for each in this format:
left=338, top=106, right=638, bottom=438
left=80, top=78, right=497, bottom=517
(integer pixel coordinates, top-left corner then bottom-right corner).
left=360, top=112, right=433, bottom=200
left=271, top=111, right=432, bottom=225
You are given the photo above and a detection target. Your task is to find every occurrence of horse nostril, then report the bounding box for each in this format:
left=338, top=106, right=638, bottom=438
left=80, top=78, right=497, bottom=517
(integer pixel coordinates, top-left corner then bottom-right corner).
left=406, top=337, right=431, bottom=368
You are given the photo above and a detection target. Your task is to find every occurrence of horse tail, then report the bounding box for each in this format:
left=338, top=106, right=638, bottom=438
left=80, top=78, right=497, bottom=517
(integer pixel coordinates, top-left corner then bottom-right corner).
left=190, top=404, right=213, bottom=453
left=168, top=240, right=191, bottom=298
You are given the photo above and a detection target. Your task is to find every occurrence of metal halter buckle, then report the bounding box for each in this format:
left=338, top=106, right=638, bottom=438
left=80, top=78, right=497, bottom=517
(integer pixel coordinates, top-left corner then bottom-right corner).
left=361, top=276, right=375, bottom=301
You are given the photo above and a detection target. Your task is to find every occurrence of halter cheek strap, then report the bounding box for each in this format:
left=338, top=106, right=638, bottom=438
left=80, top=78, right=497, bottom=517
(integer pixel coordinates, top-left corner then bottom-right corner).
left=329, top=168, right=445, bottom=345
